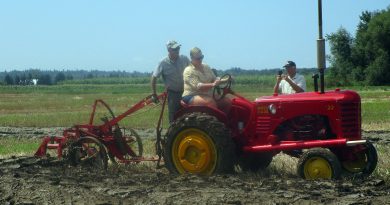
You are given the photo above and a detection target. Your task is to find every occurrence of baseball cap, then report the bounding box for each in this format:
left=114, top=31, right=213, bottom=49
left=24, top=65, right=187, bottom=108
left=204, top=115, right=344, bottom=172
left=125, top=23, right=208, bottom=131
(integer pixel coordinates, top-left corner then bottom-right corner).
left=190, top=47, right=204, bottom=59
left=283, top=61, right=296, bottom=68
left=166, top=40, right=181, bottom=50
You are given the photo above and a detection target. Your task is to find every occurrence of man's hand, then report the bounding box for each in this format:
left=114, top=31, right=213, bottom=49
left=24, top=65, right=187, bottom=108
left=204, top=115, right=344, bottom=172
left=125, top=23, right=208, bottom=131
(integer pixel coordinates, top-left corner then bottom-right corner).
left=276, top=74, right=283, bottom=83
left=213, top=78, right=221, bottom=87
left=151, top=93, right=160, bottom=103
left=283, top=75, right=304, bottom=93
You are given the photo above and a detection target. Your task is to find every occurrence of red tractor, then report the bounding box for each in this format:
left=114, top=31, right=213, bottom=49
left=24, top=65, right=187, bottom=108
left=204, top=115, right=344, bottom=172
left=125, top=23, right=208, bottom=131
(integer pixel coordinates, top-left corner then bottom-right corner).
left=163, top=74, right=377, bottom=179
left=162, top=1, right=378, bottom=179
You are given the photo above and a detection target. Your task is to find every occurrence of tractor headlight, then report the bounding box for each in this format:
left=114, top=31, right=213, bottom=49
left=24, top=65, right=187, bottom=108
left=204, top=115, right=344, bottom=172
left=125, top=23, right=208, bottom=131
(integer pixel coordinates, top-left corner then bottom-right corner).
left=268, top=104, right=277, bottom=115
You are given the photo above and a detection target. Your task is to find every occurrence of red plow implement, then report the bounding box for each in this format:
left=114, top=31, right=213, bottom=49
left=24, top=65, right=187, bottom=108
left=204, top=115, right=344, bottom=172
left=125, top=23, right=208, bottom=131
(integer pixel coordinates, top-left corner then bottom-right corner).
left=35, top=92, right=167, bottom=169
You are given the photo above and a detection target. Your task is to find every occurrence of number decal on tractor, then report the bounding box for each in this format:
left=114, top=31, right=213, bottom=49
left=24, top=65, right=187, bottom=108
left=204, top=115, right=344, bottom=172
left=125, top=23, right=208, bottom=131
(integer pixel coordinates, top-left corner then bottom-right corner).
left=257, top=106, right=268, bottom=114
left=327, top=105, right=335, bottom=111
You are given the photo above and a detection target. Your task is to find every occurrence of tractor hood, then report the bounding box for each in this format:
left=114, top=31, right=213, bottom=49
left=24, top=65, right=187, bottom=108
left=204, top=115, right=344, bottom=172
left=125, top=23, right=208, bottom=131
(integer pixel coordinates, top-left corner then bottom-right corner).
left=255, top=89, right=361, bottom=103
left=252, top=89, right=362, bottom=140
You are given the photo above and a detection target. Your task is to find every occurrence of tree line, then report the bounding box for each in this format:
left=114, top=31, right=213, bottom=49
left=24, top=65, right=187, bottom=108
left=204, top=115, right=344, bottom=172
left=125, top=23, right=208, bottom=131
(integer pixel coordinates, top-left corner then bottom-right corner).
left=0, top=69, right=151, bottom=85
left=326, top=6, right=390, bottom=86
left=3, top=72, right=71, bottom=85
left=1, top=68, right=319, bottom=86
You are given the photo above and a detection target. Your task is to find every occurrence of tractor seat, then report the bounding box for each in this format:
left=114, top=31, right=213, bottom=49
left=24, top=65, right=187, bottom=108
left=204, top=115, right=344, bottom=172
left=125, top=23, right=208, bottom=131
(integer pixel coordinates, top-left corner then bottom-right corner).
left=180, top=100, right=189, bottom=108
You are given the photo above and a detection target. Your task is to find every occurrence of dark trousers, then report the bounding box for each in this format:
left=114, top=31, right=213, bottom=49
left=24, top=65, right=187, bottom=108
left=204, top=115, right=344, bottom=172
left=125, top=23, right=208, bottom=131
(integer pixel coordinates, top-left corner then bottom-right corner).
left=167, top=90, right=183, bottom=123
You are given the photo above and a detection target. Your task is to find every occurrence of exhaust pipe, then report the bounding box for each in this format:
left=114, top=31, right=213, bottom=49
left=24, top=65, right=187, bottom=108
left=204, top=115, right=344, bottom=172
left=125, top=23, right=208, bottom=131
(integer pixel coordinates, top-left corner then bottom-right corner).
left=317, top=0, right=326, bottom=94
left=312, top=74, right=319, bottom=92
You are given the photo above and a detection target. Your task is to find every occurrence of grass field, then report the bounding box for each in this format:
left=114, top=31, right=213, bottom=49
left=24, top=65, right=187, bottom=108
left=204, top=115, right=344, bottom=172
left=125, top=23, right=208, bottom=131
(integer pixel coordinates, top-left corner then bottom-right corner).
left=0, top=138, right=40, bottom=156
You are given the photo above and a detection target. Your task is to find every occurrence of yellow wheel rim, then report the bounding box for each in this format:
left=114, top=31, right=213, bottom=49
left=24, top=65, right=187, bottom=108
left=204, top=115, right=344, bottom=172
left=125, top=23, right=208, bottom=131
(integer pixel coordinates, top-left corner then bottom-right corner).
left=304, top=157, right=332, bottom=179
left=172, top=128, right=217, bottom=175
left=342, top=152, right=367, bottom=173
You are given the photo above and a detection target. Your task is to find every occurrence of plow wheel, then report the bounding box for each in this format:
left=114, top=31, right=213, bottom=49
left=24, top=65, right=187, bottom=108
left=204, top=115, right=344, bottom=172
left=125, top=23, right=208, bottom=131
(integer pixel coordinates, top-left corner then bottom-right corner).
left=297, top=148, right=341, bottom=180
left=164, top=112, right=235, bottom=175
left=69, top=137, right=108, bottom=170
left=340, top=142, right=378, bottom=177
left=113, top=128, right=143, bottom=160
left=123, top=128, right=143, bottom=160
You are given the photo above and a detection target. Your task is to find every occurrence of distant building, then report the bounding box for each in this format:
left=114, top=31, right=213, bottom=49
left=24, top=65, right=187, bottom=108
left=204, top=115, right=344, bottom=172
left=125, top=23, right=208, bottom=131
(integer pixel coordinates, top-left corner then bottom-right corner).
left=31, top=79, right=38, bottom=85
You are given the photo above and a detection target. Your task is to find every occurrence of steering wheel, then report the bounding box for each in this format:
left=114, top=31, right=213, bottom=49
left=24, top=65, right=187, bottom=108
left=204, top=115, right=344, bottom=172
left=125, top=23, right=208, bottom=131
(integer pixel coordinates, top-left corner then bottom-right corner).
left=213, top=74, right=232, bottom=101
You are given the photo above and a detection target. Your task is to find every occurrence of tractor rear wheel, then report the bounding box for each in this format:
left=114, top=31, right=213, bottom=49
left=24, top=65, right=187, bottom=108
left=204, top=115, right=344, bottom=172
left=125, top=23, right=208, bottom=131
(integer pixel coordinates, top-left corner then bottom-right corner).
left=164, top=112, right=235, bottom=175
left=297, top=148, right=341, bottom=180
left=340, top=142, right=378, bottom=177
left=238, top=153, right=273, bottom=172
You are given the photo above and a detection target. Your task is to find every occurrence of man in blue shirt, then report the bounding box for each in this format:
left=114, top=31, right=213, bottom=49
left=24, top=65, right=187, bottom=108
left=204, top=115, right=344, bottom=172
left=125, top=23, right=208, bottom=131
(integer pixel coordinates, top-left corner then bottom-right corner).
left=151, top=40, right=190, bottom=123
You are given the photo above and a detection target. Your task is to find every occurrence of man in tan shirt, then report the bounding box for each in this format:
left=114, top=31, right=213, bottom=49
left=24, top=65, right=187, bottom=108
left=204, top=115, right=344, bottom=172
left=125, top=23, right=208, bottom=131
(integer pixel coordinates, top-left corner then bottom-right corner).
left=182, top=47, right=230, bottom=112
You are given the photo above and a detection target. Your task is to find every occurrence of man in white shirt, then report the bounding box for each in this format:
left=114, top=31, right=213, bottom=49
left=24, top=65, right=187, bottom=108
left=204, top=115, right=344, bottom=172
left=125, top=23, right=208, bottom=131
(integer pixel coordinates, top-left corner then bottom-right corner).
left=274, top=61, right=306, bottom=94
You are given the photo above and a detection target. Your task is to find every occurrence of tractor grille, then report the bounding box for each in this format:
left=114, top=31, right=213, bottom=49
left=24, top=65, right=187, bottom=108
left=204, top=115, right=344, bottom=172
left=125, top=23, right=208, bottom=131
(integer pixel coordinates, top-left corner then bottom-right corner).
left=256, top=116, right=271, bottom=134
left=340, top=102, right=360, bottom=138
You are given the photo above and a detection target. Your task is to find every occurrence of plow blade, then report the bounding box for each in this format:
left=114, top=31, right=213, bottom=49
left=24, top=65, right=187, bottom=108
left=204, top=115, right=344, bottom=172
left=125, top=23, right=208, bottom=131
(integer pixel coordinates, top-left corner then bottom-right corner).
left=34, top=136, right=66, bottom=158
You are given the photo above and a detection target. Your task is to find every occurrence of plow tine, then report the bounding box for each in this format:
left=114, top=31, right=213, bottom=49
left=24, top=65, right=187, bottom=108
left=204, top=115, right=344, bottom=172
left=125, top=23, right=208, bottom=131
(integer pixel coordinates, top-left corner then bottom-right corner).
left=35, top=136, right=66, bottom=158
left=34, top=137, right=51, bottom=157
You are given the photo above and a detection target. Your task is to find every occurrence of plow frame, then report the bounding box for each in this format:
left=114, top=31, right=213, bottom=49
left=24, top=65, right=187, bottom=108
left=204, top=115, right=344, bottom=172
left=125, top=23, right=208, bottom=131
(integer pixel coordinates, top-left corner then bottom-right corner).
left=35, top=92, right=168, bottom=166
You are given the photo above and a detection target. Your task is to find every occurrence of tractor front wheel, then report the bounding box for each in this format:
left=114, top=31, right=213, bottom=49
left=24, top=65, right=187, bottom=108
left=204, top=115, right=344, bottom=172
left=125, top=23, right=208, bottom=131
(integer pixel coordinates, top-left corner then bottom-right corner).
left=340, top=142, right=378, bottom=177
left=297, top=148, right=341, bottom=180
left=164, top=112, right=235, bottom=175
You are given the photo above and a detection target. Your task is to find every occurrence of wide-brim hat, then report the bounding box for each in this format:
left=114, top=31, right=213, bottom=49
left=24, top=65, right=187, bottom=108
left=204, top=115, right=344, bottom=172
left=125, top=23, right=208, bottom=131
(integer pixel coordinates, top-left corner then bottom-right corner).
left=190, top=47, right=204, bottom=59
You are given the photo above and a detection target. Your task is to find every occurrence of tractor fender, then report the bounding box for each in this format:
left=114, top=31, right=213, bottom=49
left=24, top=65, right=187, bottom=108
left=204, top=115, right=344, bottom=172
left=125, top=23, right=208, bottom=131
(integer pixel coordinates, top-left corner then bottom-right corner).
left=174, top=106, right=228, bottom=125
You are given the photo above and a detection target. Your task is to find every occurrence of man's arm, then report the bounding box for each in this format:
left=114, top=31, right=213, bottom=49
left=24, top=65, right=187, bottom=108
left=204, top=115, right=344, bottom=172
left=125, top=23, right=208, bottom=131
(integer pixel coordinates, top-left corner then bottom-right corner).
left=151, top=61, right=163, bottom=96
left=151, top=76, right=158, bottom=95
left=273, top=75, right=282, bottom=94
left=284, top=77, right=304, bottom=93
left=184, top=68, right=219, bottom=92
left=197, top=80, right=220, bottom=92
left=150, top=76, right=160, bottom=103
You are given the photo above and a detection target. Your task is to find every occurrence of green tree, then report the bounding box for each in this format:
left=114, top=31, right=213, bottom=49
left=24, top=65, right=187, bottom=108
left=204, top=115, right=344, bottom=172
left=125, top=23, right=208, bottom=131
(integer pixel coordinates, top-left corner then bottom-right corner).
left=54, top=72, right=66, bottom=84
left=326, top=27, right=354, bottom=85
left=20, top=74, right=26, bottom=85
left=38, top=74, right=52, bottom=85
left=360, top=9, right=390, bottom=85
left=327, top=7, right=390, bottom=86
left=4, top=74, right=14, bottom=85
left=365, top=50, right=390, bottom=85
left=27, top=73, right=33, bottom=85
left=86, top=73, right=94, bottom=79
left=14, top=75, right=20, bottom=85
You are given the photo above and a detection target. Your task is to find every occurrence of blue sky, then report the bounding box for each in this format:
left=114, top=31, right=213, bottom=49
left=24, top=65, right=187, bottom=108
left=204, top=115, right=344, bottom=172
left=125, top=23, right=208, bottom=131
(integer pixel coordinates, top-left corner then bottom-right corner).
left=0, top=1, right=389, bottom=72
